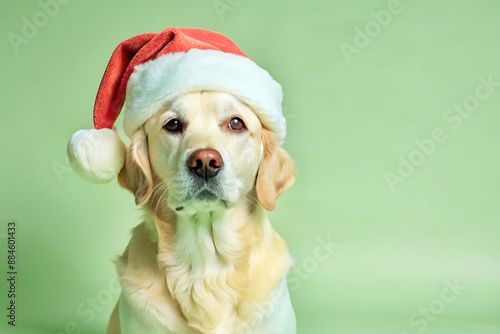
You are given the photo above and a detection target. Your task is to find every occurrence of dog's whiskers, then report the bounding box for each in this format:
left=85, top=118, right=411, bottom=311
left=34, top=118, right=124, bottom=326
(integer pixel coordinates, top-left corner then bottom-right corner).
left=244, top=192, right=258, bottom=203
left=234, top=177, right=259, bottom=207
left=242, top=194, right=257, bottom=208
left=151, top=182, right=169, bottom=205
left=154, top=186, right=170, bottom=216
left=152, top=179, right=170, bottom=197
left=151, top=172, right=178, bottom=201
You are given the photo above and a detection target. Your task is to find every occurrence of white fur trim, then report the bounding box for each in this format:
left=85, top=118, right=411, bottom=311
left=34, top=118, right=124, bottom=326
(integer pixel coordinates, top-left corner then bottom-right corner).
left=123, top=49, right=286, bottom=143
left=67, top=128, right=126, bottom=183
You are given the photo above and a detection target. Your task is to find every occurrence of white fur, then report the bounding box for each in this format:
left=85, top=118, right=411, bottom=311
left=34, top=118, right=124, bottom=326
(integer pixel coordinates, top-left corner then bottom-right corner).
left=116, top=216, right=197, bottom=334
left=160, top=210, right=240, bottom=332
left=123, top=49, right=286, bottom=144
left=67, top=128, right=126, bottom=183
left=117, top=210, right=296, bottom=334
left=118, top=277, right=295, bottom=334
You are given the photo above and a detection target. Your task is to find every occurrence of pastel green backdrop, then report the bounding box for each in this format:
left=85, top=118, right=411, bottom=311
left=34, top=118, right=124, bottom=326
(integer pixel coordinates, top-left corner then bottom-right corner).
left=1, top=1, right=499, bottom=333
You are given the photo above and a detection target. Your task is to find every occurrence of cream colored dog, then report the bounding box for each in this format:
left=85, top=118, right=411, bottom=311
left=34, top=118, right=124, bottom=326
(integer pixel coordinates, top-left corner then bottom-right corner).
left=106, top=91, right=296, bottom=334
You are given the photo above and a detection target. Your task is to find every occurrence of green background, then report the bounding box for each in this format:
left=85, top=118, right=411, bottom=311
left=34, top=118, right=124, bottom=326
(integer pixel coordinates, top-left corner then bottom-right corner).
left=1, top=0, right=499, bottom=333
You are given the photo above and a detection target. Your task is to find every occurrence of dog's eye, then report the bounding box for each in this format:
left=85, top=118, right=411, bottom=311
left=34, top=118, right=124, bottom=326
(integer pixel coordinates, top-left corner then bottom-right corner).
left=229, top=117, right=245, bottom=131
left=164, top=119, right=183, bottom=133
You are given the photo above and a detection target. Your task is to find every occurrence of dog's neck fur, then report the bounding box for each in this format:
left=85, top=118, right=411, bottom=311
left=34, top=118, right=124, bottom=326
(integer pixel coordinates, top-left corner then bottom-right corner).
left=136, top=197, right=291, bottom=333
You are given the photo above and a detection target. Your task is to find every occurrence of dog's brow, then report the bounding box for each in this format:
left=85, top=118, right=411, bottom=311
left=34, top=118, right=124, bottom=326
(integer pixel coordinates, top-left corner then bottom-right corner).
left=160, top=101, right=185, bottom=121
left=168, top=100, right=182, bottom=113
left=223, top=98, right=245, bottom=114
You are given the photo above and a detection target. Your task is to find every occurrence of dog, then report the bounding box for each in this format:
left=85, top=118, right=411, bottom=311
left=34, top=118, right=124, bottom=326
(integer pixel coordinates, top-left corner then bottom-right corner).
left=106, top=90, right=297, bottom=334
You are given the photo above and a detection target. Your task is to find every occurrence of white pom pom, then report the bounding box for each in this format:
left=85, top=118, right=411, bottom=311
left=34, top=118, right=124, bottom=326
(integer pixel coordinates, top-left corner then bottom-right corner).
left=67, top=128, right=126, bottom=184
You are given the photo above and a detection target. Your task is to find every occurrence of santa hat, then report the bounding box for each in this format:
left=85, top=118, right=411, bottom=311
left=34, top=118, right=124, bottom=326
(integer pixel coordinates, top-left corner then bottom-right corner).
left=67, top=27, right=286, bottom=184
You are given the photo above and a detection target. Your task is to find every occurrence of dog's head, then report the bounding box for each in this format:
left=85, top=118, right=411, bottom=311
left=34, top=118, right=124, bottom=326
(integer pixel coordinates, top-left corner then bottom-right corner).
left=118, top=91, right=295, bottom=215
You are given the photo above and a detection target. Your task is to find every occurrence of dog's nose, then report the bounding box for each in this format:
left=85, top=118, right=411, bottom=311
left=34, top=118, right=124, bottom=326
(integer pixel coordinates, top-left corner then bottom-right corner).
left=188, top=149, right=223, bottom=181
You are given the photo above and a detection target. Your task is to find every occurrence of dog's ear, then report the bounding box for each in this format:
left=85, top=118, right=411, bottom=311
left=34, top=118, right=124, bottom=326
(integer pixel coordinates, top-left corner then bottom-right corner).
left=118, top=130, right=153, bottom=206
left=255, top=128, right=296, bottom=211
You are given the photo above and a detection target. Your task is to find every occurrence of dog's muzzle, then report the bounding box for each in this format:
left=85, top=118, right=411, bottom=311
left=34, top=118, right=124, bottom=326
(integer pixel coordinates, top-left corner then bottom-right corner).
left=172, top=149, right=236, bottom=213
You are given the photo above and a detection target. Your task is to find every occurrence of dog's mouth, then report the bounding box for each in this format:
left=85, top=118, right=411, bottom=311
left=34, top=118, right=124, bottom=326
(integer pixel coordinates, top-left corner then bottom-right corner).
left=173, top=185, right=227, bottom=213
left=195, top=189, right=218, bottom=201
left=185, top=176, right=225, bottom=201
left=167, top=166, right=238, bottom=214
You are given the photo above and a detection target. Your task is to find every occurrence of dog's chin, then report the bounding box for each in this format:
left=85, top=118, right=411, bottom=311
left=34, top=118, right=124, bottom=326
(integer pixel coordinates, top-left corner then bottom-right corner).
left=168, top=190, right=230, bottom=216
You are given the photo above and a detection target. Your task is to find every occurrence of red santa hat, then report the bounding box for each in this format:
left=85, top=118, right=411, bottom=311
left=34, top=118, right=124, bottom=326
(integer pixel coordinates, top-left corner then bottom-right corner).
left=67, top=27, right=286, bottom=183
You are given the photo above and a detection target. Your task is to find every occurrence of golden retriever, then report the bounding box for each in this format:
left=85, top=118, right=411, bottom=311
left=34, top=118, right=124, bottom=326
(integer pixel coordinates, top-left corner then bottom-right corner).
left=106, top=91, right=296, bottom=334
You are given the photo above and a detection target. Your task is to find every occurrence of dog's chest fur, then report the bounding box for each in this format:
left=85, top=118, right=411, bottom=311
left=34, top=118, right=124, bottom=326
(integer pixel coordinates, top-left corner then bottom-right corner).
left=117, top=207, right=291, bottom=334
left=161, top=211, right=241, bottom=331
